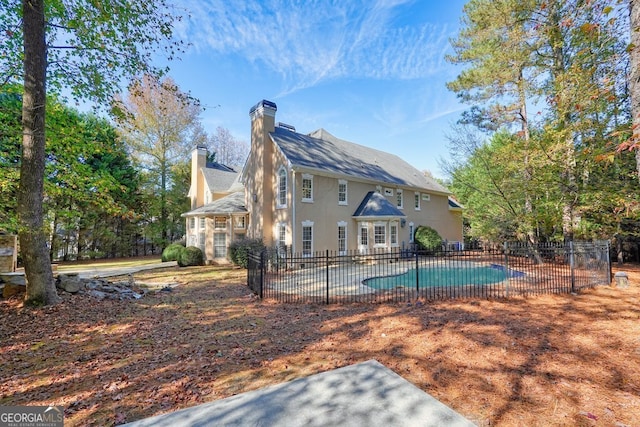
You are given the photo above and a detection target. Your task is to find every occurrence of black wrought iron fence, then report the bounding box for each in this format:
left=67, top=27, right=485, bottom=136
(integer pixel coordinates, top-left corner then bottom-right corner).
left=246, top=241, right=611, bottom=304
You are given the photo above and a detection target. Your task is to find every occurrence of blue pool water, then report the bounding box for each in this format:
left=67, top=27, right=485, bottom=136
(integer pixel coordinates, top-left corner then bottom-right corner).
left=364, top=265, right=520, bottom=290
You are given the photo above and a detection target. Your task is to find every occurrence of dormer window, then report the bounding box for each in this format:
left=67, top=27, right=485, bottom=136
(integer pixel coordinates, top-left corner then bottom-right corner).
left=302, top=174, right=313, bottom=202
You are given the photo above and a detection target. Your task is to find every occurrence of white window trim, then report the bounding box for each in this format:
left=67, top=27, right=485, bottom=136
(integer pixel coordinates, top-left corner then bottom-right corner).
left=301, top=174, right=313, bottom=203
left=409, top=222, right=415, bottom=243
left=390, top=221, right=399, bottom=247
left=396, top=189, right=403, bottom=209
left=338, top=179, right=348, bottom=205
left=302, top=220, right=314, bottom=256
left=359, top=222, right=369, bottom=252
left=373, top=222, right=387, bottom=248
left=276, top=222, right=287, bottom=251
left=199, top=217, right=206, bottom=230
left=337, top=221, right=347, bottom=255
left=214, top=217, right=227, bottom=230
left=414, top=192, right=421, bottom=210
left=233, top=215, right=246, bottom=229
left=277, top=166, right=287, bottom=208
left=422, top=193, right=431, bottom=201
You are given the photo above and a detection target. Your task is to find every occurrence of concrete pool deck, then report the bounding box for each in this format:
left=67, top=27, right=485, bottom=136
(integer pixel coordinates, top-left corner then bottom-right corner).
left=121, top=360, right=477, bottom=427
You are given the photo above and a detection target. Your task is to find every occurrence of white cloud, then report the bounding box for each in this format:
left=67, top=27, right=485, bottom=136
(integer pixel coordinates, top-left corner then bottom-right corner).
left=178, top=0, right=453, bottom=94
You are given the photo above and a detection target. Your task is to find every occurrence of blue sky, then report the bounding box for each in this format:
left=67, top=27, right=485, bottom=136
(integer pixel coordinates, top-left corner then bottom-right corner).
left=166, top=0, right=469, bottom=178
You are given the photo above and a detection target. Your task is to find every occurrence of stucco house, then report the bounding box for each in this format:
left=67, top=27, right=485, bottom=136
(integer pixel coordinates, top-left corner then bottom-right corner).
left=183, top=99, right=463, bottom=263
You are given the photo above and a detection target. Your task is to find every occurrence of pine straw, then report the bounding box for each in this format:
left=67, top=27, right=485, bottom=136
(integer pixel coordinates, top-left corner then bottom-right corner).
left=1, top=264, right=639, bottom=426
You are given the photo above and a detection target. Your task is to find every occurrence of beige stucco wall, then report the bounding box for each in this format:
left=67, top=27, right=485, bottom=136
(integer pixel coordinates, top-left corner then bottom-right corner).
left=246, top=103, right=276, bottom=245
left=285, top=172, right=463, bottom=254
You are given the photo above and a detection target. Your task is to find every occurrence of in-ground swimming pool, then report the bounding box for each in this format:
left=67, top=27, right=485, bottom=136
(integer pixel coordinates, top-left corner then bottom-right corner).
left=364, top=265, right=516, bottom=290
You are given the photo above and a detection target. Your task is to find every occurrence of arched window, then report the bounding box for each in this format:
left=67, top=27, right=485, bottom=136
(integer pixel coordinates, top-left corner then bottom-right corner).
left=277, top=167, right=287, bottom=207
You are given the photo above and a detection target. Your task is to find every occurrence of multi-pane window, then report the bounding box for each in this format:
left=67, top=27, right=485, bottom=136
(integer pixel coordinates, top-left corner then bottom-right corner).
left=396, top=189, right=403, bottom=209
left=234, top=216, right=245, bottom=229
left=189, top=217, right=195, bottom=229
left=214, top=217, right=226, bottom=229
left=277, top=223, right=286, bottom=249
left=338, top=180, right=347, bottom=205
left=414, top=192, right=420, bottom=210
left=390, top=223, right=398, bottom=246
left=338, top=223, right=346, bottom=254
left=360, top=225, right=368, bottom=246
left=302, top=174, right=313, bottom=202
left=198, top=232, right=205, bottom=249
left=199, top=217, right=206, bottom=229
left=214, top=233, right=227, bottom=258
left=374, top=224, right=386, bottom=246
left=278, top=167, right=287, bottom=207
left=409, top=222, right=415, bottom=243
left=302, top=222, right=313, bottom=256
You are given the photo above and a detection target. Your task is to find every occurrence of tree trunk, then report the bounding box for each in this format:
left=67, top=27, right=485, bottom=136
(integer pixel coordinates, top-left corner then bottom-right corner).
left=630, top=0, right=640, bottom=180
left=19, top=0, right=59, bottom=306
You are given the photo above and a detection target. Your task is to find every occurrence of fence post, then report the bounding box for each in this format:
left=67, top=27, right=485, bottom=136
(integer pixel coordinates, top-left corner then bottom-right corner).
left=259, top=250, right=265, bottom=299
left=503, top=242, right=510, bottom=298
left=415, top=248, right=419, bottom=297
left=326, top=249, right=330, bottom=304
left=570, top=241, right=575, bottom=293
left=606, top=240, right=612, bottom=285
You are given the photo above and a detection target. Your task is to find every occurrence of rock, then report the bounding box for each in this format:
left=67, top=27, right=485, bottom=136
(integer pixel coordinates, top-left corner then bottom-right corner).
left=57, top=273, right=81, bottom=293
left=86, top=290, right=107, bottom=300
left=0, top=273, right=26, bottom=286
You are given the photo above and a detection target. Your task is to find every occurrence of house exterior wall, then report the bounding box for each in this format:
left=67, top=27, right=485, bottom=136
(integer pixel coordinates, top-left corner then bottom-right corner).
left=287, top=172, right=463, bottom=254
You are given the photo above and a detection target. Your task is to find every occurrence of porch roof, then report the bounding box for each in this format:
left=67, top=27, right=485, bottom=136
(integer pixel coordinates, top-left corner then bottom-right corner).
left=353, top=191, right=406, bottom=218
left=181, top=192, right=247, bottom=217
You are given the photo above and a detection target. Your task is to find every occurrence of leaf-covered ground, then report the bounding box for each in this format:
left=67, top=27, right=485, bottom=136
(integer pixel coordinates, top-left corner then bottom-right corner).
left=1, top=264, right=639, bottom=426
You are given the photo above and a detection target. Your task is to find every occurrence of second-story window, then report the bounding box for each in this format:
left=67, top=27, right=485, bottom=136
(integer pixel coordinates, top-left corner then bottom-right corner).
left=396, top=189, right=403, bottom=209
left=302, top=174, right=313, bottom=202
left=338, top=180, right=347, bottom=205
left=414, top=192, right=420, bottom=210
left=277, top=167, right=287, bottom=207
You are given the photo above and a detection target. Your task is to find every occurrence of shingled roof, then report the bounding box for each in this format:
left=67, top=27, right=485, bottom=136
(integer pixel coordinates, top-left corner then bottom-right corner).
left=353, top=191, right=406, bottom=218
left=182, top=192, right=246, bottom=217
left=269, top=126, right=450, bottom=194
left=202, top=163, right=243, bottom=194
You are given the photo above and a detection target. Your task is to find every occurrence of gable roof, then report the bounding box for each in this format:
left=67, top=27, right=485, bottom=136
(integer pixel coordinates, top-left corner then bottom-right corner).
left=270, top=126, right=450, bottom=194
left=353, top=191, right=406, bottom=218
left=182, top=192, right=246, bottom=217
left=202, top=164, right=242, bottom=194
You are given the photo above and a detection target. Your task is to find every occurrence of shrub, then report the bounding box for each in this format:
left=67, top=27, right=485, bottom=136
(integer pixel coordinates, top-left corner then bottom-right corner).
left=162, top=243, right=185, bottom=262
left=228, top=238, right=265, bottom=268
left=178, top=246, right=204, bottom=267
left=414, top=225, right=443, bottom=251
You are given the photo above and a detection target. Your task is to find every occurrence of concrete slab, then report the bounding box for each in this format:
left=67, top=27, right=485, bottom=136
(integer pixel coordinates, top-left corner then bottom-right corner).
left=122, top=359, right=476, bottom=427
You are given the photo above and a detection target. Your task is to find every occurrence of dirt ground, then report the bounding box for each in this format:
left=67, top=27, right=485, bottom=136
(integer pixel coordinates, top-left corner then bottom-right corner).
left=1, top=263, right=639, bottom=426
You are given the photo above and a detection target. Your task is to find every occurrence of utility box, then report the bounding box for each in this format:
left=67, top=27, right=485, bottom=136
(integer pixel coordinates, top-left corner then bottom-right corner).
left=0, top=235, right=17, bottom=273
left=614, top=271, right=629, bottom=289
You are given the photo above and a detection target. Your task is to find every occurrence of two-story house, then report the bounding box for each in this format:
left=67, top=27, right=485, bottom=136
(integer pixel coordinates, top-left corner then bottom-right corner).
left=183, top=99, right=463, bottom=263
left=182, top=147, right=248, bottom=261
